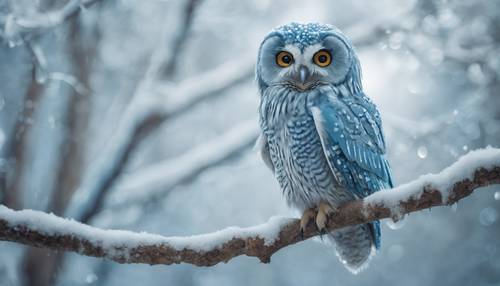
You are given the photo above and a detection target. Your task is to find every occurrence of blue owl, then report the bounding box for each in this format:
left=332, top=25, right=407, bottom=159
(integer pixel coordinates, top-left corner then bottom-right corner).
left=255, top=23, right=394, bottom=272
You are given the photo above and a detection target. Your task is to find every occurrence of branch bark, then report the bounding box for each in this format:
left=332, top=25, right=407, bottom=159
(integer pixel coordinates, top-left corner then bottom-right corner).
left=1, top=148, right=499, bottom=266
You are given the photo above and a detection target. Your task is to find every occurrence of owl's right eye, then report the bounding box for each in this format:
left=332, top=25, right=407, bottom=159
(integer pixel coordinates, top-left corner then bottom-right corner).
left=276, top=51, right=293, bottom=67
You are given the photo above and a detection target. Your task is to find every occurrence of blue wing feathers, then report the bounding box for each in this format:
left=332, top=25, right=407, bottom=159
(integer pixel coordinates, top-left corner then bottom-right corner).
left=315, top=97, right=393, bottom=189
left=311, top=91, right=393, bottom=249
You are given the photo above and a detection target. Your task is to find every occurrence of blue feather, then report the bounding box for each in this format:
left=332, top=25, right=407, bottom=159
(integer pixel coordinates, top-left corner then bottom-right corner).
left=310, top=88, right=394, bottom=249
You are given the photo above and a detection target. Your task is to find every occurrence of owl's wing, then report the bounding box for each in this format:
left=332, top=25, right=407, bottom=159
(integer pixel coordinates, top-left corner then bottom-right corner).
left=255, top=133, right=275, bottom=173
left=311, top=91, right=393, bottom=249
left=310, top=90, right=394, bottom=200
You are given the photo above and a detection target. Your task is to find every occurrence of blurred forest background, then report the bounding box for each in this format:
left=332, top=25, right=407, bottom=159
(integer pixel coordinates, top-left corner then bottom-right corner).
left=0, top=0, right=499, bottom=285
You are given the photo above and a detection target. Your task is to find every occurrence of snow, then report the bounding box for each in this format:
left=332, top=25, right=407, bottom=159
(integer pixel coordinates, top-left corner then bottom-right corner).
left=108, top=119, right=259, bottom=207
left=0, top=205, right=293, bottom=254
left=65, top=59, right=254, bottom=222
left=160, top=59, right=254, bottom=116
left=365, top=147, right=500, bottom=209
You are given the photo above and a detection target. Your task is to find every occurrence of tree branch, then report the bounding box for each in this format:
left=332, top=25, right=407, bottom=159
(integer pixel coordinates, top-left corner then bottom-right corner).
left=1, top=0, right=102, bottom=44
left=107, top=118, right=259, bottom=210
left=0, top=148, right=499, bottom=266
left=65, top=60, right=253, bottom=222
left=158, top=0, right=202, bottom=79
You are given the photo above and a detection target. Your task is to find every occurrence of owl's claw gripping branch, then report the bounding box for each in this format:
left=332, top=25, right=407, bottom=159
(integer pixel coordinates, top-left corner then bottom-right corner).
left=299, top=208, right=317, bottom=239
left=0, top=150, right=499, bottom=267
left=316, top=202, right=335, bottom=233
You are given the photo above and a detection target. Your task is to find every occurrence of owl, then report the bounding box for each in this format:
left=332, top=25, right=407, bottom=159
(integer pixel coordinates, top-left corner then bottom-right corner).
left=255, top=23, right=394, bottom=272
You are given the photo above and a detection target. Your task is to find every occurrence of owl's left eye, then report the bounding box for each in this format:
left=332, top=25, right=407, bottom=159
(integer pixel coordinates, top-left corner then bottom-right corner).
left=276, top=51, right=294, bottom=67
left=313, top=50, right=332, bottom=67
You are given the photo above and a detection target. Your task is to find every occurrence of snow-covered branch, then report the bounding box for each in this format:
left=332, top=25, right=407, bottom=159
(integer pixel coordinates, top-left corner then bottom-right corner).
left=1, top=148, right=499, bottom=266
left=2, top=0, right=102, bottom=44
left=158, top=0, right=202, bottom=78
left=65, top=61, right=254, bottom=223
left=108, top=118, right=259, bottom=209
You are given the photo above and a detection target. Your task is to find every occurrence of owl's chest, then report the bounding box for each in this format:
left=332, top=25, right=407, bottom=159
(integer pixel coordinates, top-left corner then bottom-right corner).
left=263, top=110, right=324, bottom=170
left=260, top=90, right=323, bottom=160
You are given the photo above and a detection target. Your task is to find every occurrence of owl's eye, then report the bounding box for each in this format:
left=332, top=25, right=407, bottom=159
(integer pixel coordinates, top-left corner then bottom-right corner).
left=313, top=50, right=332, bottom=67
left=276, top=51, right=294, bottom=67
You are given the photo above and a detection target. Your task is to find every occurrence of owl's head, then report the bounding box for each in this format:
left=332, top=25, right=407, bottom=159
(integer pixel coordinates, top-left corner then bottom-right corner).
left=256, top=22, right=362, bottom=93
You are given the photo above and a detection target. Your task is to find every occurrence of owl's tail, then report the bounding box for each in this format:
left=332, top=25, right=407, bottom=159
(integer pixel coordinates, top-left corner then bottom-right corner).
left=327, top=222, right=378, bottom=273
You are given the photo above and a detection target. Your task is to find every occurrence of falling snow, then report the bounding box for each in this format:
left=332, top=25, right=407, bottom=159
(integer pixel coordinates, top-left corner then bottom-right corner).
left=417, top=146, right=428, bottom=159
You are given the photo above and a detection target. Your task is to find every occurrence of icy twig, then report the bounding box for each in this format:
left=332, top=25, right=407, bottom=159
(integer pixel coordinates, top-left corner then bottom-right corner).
left=1, top=148, right=500, bottom=266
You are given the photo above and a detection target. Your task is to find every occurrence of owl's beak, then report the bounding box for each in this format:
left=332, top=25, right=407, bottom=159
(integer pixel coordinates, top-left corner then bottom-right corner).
left=299, top=65, right=310, bottom=84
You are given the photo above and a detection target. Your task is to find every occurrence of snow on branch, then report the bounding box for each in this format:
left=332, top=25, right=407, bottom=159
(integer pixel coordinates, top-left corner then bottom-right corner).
left=2, top=0, right=102, bottom=44
left=1, top=148, right=500, bottom=266
left=108, top=118, right=259, bottom=209
left=65, top=61, right=254, bottom=223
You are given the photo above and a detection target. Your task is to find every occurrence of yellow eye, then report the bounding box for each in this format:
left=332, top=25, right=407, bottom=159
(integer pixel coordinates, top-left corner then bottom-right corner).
left=276, top=51, right=294, bottom=67
left=313, top=50, right=332, bottom=67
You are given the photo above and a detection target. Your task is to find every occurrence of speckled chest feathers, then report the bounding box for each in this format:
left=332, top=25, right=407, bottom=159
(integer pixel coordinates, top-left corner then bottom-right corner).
left=259, top=85, right=349, bottom=210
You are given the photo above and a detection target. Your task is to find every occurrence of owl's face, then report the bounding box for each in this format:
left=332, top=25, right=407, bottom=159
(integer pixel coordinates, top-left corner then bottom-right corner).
left=256, top=23, right=359, bottom=93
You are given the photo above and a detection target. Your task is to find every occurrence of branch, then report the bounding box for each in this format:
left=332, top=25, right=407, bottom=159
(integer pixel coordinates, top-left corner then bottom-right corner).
left=26, top=41, right=89, bottom=95
left=158, top=0, right=202, bottom=79
left=1, top=148, right=499, bottom=266
left=1, top=0, right=102, bottom=44
left=107, top=118, right=259, bottom=209
left=65, top=60, right=253, bottom=222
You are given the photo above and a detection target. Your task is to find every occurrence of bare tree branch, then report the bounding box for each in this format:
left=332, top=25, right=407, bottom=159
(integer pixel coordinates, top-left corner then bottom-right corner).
left=1, top=148, right=499, bottom=266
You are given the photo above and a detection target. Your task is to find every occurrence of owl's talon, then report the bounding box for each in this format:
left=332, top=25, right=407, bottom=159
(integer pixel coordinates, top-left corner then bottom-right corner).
left=316, top=201, right=334, bottom=233
left=299, top=208, right=316, bottom=239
